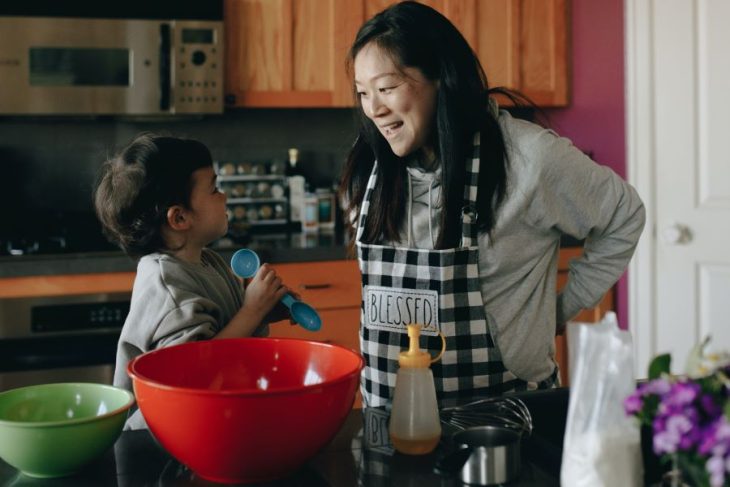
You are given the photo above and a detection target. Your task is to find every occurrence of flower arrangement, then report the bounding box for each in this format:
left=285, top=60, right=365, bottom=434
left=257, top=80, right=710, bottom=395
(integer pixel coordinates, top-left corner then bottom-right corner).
left=624, top=338, right=730, bottom=487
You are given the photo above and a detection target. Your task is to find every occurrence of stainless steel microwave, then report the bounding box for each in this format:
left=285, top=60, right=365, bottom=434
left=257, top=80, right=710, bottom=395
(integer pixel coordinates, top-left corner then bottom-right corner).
left=0, top=16, right=224, bottom=115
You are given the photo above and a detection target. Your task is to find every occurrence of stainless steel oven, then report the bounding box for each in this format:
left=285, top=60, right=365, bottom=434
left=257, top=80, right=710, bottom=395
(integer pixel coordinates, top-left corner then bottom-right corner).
left=0, top=293, right=130, bottom=391
left=0, top=16, right=223, bottom=115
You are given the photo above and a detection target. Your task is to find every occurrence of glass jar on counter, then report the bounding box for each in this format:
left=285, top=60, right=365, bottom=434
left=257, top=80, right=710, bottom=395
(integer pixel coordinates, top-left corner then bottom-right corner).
left=302, top=193, right=319, bottom=233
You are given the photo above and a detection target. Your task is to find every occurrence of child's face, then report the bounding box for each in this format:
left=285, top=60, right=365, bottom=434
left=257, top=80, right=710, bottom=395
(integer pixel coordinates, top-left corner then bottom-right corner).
left=187, top=166, right=228, bottom=245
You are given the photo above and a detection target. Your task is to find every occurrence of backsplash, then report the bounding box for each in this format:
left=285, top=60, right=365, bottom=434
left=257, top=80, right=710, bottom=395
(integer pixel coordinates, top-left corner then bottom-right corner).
left=0, top=109, right=357, bottom=253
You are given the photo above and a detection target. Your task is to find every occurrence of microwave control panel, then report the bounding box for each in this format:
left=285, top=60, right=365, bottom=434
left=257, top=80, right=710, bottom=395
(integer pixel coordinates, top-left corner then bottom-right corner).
left=172, top=21, right=224, bottom=114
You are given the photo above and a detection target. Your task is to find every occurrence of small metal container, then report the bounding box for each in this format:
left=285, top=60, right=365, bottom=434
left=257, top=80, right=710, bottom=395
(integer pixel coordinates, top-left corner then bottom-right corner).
left=436, top=425, right=521, bottom=486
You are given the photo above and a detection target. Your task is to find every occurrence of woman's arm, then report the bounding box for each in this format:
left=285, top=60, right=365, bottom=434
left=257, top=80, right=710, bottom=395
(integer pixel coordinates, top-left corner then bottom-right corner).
left=527, top=132, right=646, bottom=323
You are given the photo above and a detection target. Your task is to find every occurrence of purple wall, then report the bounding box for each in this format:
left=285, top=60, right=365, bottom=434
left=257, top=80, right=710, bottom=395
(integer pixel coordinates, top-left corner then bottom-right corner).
left=544, top=0, right=631, bottom=328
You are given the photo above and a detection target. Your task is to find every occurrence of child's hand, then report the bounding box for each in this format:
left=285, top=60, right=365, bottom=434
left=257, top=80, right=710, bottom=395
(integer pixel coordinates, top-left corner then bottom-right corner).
left=264, top=301, right=291, bottom=324
left=263, top=289, right=302, bottom=325
left=242, top=263, right=288, bottom=322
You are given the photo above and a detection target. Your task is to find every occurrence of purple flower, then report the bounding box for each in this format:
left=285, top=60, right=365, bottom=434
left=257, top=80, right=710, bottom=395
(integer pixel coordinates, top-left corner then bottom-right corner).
left=700, top=421, right=721, bottom=455
left=624, top=392, right=643, bottom=415
left=633, top=349, right=730, bottom=478
left=678, top=428, right=702, bottom=451
left=706, top=454, right=726, bottom=487
left=665, top=381, right=701, bottom=407
left=701, top=394, right=722, bottom=418
left=653, top=430, right=679, bottom=454
left=654, top=414, right=694, bottom=454
left=640, top=378, right=672, bottom=396
left=717, top=419, right=730, bottom=442
left=699, top=416, right=730, bottom=457
left=703, top=418, right=730, bottom=486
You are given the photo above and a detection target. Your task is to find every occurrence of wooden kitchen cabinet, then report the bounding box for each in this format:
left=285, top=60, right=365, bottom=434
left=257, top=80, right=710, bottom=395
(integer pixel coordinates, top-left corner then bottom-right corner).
left=554, top=247, right=614, bottom=386
left=484, top=0, right=569, bottom=106
left=367, top=0, right=569, bottom=106
left=266, top=259, right=361, bottom=352
left=224, top=0, right=569, bottom=107
left=224, top=0, right=361, bottom=107
left=0, top=272, right=135, bottom=299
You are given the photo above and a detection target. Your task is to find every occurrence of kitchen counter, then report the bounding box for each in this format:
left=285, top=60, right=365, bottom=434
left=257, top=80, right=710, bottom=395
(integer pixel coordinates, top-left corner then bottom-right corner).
left=0, top=388, right=571, bottom=486
left=0, top=231, right=350, bottom=279
left=0, top=233, right=583, bottom=279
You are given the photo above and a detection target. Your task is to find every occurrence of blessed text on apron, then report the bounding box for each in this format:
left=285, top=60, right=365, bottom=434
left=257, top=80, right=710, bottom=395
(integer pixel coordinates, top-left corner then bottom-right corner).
left=364, top=285, right=440, bottom=336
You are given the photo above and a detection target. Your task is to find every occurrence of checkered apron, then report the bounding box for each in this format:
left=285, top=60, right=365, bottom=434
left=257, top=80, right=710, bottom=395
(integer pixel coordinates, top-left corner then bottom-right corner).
left=357, top=132, right=556, bottom=407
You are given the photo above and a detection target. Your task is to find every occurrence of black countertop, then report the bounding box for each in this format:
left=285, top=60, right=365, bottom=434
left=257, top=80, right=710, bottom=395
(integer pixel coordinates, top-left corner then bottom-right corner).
left=0, top=232, right=351, bottom=278
left=0, top=388, right=570, bottom=486
left=0, top=233, right=583, bottom=279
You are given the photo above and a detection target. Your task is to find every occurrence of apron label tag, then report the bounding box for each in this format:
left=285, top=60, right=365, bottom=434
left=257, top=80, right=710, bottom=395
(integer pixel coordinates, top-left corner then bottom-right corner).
left=363, top=285, right=440, bottom=336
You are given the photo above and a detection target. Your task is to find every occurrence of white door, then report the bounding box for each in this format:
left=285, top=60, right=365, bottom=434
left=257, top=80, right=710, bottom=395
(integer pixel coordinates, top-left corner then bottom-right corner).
left=626, top=0, right=730, bottom=375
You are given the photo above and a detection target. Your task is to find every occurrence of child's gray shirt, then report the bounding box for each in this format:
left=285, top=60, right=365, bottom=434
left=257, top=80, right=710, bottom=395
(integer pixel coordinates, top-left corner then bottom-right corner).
left=114, top=248, right=267, bottom=429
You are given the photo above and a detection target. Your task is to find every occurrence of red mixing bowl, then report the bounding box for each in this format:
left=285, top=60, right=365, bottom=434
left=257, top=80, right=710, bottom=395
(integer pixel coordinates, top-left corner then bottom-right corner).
left=127, top=337, right=363, bottom=484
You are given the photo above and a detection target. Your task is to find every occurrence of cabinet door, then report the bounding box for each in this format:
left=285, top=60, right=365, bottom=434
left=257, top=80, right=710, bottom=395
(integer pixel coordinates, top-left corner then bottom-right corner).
left=270, top=260, right=361, bottom=310
left=225, top=0, right=361, bottom=107
left=226, top=0, right=567, bottom=107
left=267, top=260, right=362, bottom=351
left=518, top=0, right=569, bottom=106
left=362, top=0, right=568, bottom=107
left=450, top=0, right=568, bottom=107
left=268, top=308, right=361, bottom=353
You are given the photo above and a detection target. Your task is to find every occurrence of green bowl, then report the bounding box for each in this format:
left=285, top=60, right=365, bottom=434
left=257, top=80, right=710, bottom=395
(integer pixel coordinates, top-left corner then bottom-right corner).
left=0, top=382, right=135, bottom=478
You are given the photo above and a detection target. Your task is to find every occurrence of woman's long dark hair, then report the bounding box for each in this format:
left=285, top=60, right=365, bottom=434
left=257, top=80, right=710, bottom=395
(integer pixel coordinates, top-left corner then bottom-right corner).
left=338, top=1, right=511, bottom=251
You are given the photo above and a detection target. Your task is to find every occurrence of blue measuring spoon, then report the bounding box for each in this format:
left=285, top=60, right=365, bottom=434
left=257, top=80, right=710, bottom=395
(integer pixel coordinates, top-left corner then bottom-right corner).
left=230, top=249, right=322, bottom=332
left=230, top=248, right=260, bottom=279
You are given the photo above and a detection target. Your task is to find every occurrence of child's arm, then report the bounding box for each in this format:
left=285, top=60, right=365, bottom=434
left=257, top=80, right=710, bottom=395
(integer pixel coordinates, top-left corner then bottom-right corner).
left=215, top=263, right=287, bottom=339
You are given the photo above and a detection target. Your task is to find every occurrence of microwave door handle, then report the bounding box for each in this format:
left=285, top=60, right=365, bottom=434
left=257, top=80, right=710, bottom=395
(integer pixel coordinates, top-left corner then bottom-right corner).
left=159, top=23, right=171, bottom=112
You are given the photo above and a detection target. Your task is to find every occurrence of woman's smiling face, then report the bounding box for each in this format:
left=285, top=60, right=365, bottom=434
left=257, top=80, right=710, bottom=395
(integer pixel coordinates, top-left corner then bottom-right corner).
left=354, top=43, right=438, bottom=158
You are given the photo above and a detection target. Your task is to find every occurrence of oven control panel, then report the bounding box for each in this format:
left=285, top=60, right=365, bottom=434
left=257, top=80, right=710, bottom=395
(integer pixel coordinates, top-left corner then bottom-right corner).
left=32, top=301, right=130, bottom=333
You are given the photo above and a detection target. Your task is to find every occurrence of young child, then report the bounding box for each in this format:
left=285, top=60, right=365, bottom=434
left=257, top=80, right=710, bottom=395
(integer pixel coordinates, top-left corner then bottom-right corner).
left=94, top=132, right=289, bottom=429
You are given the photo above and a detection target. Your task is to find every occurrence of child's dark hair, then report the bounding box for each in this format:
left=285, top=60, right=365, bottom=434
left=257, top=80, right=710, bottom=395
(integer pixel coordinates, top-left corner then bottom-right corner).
left=93, top=132, right=213, bottom=258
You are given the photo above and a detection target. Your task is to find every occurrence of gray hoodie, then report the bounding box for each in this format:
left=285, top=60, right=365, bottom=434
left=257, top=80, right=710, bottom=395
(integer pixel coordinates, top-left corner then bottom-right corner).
left=393, top=110, right=645, bottom=382
left=114, top=248, right=267, bottom=429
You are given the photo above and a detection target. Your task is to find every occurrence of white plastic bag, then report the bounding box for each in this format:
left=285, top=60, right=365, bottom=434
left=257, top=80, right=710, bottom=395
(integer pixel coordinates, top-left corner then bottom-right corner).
left=560, top=312, right=643, bottom=487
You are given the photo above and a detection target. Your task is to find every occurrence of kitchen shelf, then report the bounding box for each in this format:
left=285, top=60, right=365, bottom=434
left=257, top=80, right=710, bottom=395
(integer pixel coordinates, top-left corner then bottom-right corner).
left=214, top=160, right=290, bottom=234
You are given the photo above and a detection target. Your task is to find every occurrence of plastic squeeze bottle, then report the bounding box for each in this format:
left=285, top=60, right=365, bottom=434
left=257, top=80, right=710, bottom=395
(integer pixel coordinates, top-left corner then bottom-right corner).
left=389, top=324, right=446, bottom=455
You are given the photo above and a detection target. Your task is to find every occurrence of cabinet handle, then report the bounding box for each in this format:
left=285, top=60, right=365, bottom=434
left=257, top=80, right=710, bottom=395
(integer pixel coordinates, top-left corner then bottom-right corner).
left=299, top=283, right=331, bottom=290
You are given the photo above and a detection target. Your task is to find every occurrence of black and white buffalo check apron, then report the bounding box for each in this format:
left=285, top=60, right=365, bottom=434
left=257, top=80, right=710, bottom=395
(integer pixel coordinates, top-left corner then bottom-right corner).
left=357, top=132, right=557, bottom=407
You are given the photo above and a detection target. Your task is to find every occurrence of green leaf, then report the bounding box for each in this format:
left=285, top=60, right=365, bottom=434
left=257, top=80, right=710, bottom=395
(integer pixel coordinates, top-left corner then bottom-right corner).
left=648, top=353, right=671, bottom=379
left=675, top=453, right=711, bottom=487
left=724, top=400, right=730, bottom=420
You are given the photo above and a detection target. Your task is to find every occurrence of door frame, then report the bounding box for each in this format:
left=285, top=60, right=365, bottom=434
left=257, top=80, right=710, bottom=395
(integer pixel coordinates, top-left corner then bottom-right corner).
left=625, top=0, right=656, bottom=377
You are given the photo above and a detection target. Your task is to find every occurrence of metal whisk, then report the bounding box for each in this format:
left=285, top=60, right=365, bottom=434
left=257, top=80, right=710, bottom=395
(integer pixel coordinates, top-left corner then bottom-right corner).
left=440, top=397, right=533, bottom=435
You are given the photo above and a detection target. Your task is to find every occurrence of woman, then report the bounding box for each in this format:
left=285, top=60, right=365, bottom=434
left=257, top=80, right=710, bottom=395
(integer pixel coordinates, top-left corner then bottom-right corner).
left=338, top=1, right=646, bottom=407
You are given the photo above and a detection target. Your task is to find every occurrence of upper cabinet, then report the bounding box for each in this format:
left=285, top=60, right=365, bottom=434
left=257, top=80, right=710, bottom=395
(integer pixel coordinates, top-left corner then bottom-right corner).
left=442, top=0, right=569, bottom=106
left=224, top=0, right=569, bottom=108
left=224, top=0, right=361, bottom=107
